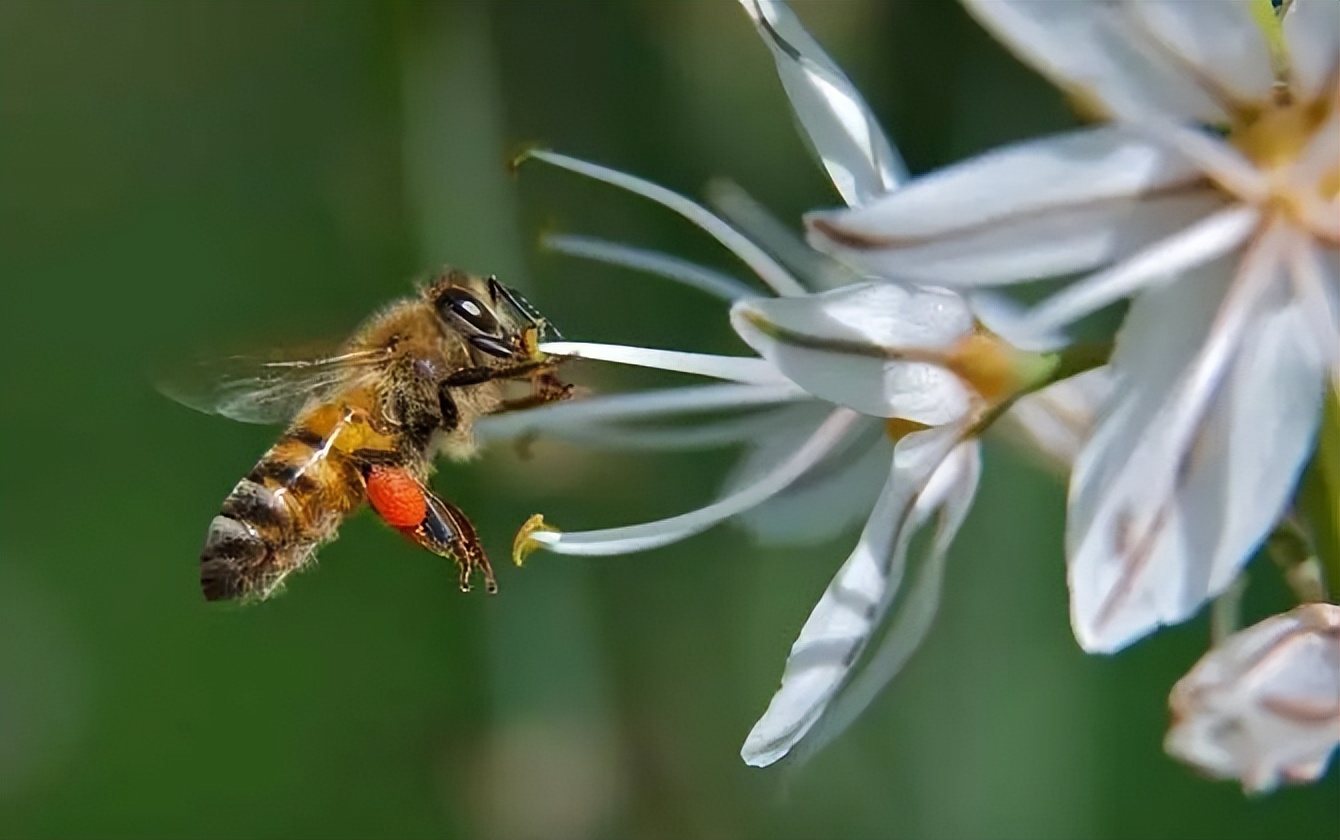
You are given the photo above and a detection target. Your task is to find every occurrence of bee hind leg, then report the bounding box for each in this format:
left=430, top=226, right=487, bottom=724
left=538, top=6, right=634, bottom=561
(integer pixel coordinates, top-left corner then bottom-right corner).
left=365, top=465, right=497, bottom=594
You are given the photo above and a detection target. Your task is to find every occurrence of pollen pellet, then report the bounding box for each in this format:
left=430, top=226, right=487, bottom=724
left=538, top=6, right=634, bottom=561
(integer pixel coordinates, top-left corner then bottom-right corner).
left=366, top=466, right=427, bottom=528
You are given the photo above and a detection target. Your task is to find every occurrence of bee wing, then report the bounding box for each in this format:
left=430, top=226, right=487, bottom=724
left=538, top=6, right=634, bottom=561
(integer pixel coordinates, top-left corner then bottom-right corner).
left=158, top=347, right=390, bottom=425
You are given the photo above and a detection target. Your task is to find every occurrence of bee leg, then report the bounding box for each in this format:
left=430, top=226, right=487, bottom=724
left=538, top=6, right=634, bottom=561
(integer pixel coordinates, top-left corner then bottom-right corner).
left=498, top=370, right=579, bottom=413
left=440, top=359, right=550, bottom=388
left=365, top=465, right=498, bottom=594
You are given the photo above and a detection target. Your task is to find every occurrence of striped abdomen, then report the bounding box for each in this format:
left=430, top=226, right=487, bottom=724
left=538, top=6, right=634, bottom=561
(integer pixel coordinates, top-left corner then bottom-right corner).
left=200, top=418, right=375, bottom=601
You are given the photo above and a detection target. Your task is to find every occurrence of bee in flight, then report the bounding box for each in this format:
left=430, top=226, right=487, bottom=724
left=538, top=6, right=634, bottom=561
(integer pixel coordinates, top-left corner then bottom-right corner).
left=163, top=269, right=572, bottom=602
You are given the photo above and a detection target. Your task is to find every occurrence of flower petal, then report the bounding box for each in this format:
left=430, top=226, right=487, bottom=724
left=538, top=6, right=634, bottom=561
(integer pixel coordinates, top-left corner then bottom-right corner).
left=786, top=440, right=982, bottom=766
left=961, top=0, right=1234, bottom=123
left=805, top=127, right=1225, bottom=288
left=1068, top=232, right=1324, bottom=653
left=527, top=408, right=861, bottom=556
left=997, top=367, right=1116, bottom=474
left=1286, top=235, right=1340, bottom=385
left=1282, top=0, right=1340, bottom=102
left=731, top=282, right=975, bottom=424
left=1289, top=107, right=1340, bottom=241
left=723, top=409, right=891, bottom=546
left=740, top=426, right=969, bottom=767
left=966, top=291, right=1070, bottom=352
left=815, top=189, right=1229, bottom=289
left=1165, top=603, right=1340, bottom=794
left=808, top=126, right=1201, bottom=243
left=1126, top=1, right=1276, bottom=105
left=1022, top=204, right=1259, bottom=335
left=739, top=0, right=906, bottom=204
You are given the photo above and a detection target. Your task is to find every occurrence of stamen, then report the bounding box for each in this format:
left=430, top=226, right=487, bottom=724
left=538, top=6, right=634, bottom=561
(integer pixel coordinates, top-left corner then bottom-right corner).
left=514, top=408, right=862, bottom=556
left=520, top=150, right=807, bottom=297
left=542, top=233, right=759, bottom=302
left=538, top=341, right=792, bottom=385
left=1022, top=204, right=1261, bottom=335
left=475, top=382, right=809, bottom=441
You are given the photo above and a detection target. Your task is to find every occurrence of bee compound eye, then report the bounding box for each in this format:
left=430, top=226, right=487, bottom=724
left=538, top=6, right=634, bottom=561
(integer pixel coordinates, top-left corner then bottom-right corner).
left=437, top=288, right=499, bottom=335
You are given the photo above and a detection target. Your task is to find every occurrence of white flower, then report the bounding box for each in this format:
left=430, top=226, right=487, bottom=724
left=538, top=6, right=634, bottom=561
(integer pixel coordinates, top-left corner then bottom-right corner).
left=1165, top=602, right=1340, bottom=794
left=805, top=0, right=1338, bottom=654
left=493, top=0, right=1119, bottom=769
left=489, top=145, right=1030, bottom=767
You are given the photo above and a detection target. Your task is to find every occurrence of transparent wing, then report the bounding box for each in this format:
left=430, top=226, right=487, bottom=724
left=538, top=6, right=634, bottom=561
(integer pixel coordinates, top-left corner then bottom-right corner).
left=157, top=346, right=390, bottom=425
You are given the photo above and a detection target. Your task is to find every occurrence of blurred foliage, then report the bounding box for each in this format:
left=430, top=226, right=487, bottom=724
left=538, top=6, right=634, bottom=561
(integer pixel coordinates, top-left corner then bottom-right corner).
left=0, top=1, right=1334, bottom=838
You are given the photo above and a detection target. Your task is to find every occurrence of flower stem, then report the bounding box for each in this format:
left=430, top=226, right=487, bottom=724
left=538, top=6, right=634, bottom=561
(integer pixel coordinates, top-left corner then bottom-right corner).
left=1249, top=0, right=1291, bottom=82
left=1047, top=341, right=1113, bottom=384
left=970, top=340, right=1112, bottom=437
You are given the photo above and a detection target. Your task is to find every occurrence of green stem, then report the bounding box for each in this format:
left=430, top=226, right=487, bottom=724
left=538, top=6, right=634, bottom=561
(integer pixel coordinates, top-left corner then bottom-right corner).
left=972, top=340, right=1113, bottom=436
left=1046, top=341, right=1113, bottom=384
left=1249, top=0, right=1291, bottom=81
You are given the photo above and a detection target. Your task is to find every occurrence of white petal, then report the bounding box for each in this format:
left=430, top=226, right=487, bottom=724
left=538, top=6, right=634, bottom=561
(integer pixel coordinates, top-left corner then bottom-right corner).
left=1282, top=0, right=1340, bottom=102
left=542, top=233, right=758, bottom=302
left=1068, top=231, right=1324, bottom=653
left=475, top=382, right=808, bottom=442
left=1165, top=603, right=1340, bottom=794
left=787, top=440, right=982, bottom=766
left=807, top=126, right=1201, bottom=243
left=961, top=0, right=1234, bottom=123
left=1127, top=1, right=1276, bottom=105
left=1289, top=106, right=1340, bottom=201
left=731, top=283, right=976, bottom=424
left=1117, top=111, right=1269, bottom=204
left=724, top=410, right=891, bottom=546
left=1286, top=236, right=1340, bottom=385
left=805, top=125, right=1228, bottom=289
left=530, top=408, right=861, bottom=555
left=997, top=367, right=1116, bottom=473
left=524, top=150, right=806, bottom=296
left=1022, top=204, right=1259, bottom=335
left=739, top=0, right=906, bottom=204
left=538, top=341, right=790, bottom=385
left=812, top=188, right=1229, bottom=289
left=740, top=426, right=968, bottom=766
left=966, top=291, right=1070, bottom=352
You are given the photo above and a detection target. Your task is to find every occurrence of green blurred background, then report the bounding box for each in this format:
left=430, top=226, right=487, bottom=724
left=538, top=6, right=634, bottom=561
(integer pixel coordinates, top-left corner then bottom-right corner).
left=1, top=1, right=1334, bottom=838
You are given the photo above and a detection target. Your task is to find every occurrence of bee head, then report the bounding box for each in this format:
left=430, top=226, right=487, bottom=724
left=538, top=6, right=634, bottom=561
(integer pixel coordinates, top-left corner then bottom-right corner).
left=428, top=269, right=562, bottom=361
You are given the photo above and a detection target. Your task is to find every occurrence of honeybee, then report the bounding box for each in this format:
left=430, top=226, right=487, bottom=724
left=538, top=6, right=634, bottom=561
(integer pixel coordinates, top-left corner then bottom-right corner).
left=163, top=268, right=573, bottom=602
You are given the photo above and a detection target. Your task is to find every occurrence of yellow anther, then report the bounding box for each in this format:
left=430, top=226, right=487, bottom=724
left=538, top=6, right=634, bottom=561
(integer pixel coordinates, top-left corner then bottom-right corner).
left=512, top=513, right=559, bottom=567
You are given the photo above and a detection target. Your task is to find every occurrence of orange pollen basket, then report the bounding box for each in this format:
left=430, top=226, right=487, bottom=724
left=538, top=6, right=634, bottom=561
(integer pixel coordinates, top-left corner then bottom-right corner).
left=365, top=466, right=428, bottom=528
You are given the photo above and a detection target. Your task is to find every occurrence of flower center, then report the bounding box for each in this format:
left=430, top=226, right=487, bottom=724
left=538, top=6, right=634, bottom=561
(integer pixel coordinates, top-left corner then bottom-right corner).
left=1229, top=98, right=1329, bottom=173
left=1227, top=95, right=1337, bottom=232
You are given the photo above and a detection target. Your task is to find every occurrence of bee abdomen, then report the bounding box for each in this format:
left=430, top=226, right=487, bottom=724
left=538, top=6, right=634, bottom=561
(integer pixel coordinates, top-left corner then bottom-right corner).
left=199, top=514, right=269, bottom=601
left=220, top=478, right=293, bottom=539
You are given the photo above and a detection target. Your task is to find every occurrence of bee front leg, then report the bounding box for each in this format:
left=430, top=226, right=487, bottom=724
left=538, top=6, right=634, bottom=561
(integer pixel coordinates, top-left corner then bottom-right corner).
left=364, top=465, right=497, bottom=594
left=440, top=358, right=550, bottom=388
left=498, top=370, right=578, bottom=413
